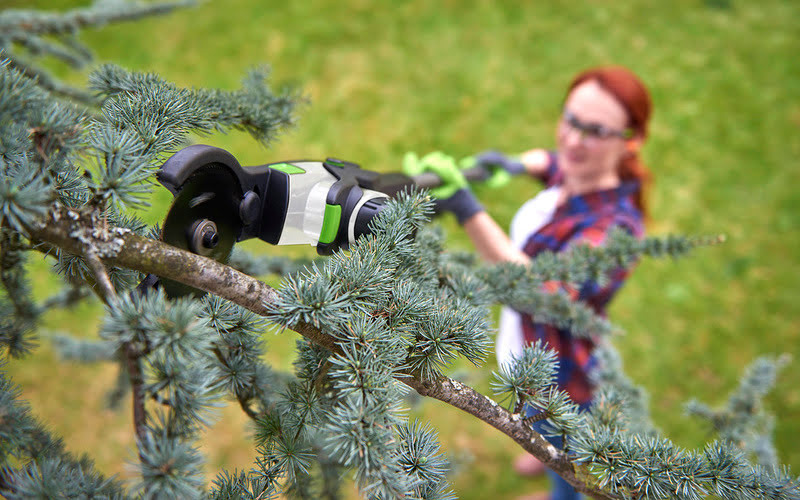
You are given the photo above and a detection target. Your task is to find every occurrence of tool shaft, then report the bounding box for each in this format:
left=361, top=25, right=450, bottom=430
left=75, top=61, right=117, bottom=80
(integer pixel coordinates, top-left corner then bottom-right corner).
left=411, top=165, right=489, bottom=189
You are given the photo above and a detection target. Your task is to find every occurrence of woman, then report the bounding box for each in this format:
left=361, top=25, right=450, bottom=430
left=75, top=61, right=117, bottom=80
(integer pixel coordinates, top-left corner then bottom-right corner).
left=433, top=66, right=653, bottom=500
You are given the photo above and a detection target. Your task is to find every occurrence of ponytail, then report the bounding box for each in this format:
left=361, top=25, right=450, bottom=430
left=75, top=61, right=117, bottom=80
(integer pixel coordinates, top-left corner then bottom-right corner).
left=619, top=152, right=651, bottom=217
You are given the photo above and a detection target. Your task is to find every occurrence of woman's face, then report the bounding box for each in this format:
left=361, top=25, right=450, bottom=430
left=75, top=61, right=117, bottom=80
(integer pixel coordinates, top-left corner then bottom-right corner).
left=556, top=80, right=631, bottom=186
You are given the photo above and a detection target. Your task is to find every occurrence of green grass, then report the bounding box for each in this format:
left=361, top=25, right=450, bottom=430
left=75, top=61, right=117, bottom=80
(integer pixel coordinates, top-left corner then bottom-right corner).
left=5, top=0, right=800, bottom=498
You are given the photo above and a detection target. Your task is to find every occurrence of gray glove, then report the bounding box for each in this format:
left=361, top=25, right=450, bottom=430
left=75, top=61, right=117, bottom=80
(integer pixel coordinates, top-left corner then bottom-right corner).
left=433, top=188, right=484, bottom=225
left=475, top=150, right=526, bottom=176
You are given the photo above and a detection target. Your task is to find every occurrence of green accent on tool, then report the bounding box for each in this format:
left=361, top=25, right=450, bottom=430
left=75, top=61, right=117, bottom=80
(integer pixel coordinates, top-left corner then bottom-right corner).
left=319, top=204, right=342, bottom=244
left=270, top=162, right=305, bottom=174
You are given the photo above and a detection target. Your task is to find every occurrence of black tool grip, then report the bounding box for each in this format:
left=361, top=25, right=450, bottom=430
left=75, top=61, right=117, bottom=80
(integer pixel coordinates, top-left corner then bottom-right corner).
left=411, top=165, right=490, bottom=189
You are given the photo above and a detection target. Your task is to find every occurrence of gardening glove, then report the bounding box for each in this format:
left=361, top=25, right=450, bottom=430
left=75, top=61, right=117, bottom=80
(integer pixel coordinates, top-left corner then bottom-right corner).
left=402, top=151, right=484, bottom=224
left=473, top=150, right=526, bottom=188
left=434, top=188, right=484, bottom=224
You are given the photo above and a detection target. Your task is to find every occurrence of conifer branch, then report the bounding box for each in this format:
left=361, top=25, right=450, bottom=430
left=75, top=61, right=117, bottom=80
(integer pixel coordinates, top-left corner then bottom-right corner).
left=685, top=355, right=790, bottom=468
left=0, top=1, right=194, bottom=36
left=0, top=231, right=35, bottom=321
left=404, top=375, right=619, bottom=498
left=0, top=1, right=195, bottom=103
left=212, top=345, right=258, bottom=420
left=25, top=205, right=620, bottom=500
left=0, top=229, right=39, bottom=358
left=2, top=55, right=94, bottom=104
left=0, top=371, right=127, bottom=497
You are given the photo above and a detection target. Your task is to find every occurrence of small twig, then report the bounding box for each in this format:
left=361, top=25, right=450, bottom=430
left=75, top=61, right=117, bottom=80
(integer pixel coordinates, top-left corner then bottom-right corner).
left=523, top=411, right=549, bottom=425
left=83, top=248, right=116, bottom=303
left=125, top=342, right=148, bottom=446
left=38, top=283, right=91, bottom=311
left=212, top=346, right=258, bottom=419
left=313, top=360, right=332, bottom=393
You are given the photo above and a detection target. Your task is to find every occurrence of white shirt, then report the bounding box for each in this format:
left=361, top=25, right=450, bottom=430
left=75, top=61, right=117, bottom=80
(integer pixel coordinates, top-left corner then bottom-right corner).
left=495, top=186, right=560, bottom=371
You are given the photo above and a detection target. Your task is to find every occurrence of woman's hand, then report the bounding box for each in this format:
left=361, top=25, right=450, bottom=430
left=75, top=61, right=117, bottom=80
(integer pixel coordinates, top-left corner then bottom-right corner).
left=435, top=188, right=484, bottom=225
left=519, top=148, right=552, bottom=177
left=474, top=148, right=553, bottom=182
left=402, top=151, right=484, bottom=224
left=475, top=150, right=526, bottom=176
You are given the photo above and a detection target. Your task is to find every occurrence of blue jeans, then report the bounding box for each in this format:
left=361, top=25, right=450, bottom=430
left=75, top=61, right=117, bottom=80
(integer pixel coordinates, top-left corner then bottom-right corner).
left=527, top=404, right=590, bottom=500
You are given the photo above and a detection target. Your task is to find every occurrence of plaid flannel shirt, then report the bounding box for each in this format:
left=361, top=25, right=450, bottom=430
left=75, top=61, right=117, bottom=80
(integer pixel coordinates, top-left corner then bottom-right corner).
left=520, top=157, right=644, bottom=404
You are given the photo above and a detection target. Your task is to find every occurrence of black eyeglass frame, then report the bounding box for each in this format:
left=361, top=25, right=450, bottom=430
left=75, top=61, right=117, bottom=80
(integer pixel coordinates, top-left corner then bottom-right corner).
left=561, top=110, right=634, bottom=140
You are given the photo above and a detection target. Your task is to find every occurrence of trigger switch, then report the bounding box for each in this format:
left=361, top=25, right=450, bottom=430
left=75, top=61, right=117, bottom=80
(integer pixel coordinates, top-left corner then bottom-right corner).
left=239, top=191, right=261, bottom=226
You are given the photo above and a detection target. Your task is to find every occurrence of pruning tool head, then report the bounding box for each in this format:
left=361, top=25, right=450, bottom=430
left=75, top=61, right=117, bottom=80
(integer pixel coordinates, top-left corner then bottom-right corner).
left=157, top=149, right=245, bottom=297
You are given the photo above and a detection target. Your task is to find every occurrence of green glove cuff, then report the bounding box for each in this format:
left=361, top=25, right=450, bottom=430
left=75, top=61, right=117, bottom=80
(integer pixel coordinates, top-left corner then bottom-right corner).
left=485, top=169, right=511, bottom=188
left=402, top=151, right=424, bottom=176
left=402, top=151, right=468, bottom=199
left=457, top=154, right=511, bottom=188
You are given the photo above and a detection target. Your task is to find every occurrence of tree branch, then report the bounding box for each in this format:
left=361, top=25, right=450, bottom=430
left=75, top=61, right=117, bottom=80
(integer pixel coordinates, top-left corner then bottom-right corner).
left=26, top=206, right=618, bottom=500
left=83, top=248, right=116, bottom=303
left=126, top=342, right=148, bottom=446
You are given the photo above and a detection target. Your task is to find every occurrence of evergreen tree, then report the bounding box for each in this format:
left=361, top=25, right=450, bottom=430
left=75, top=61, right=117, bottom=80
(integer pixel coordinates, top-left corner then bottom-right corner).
left=0, top=2, right=797, bottom=499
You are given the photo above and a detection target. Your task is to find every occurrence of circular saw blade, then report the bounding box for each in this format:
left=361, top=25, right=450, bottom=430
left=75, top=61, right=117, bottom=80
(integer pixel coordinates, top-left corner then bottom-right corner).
left=159, top=164, right=243, bottom=298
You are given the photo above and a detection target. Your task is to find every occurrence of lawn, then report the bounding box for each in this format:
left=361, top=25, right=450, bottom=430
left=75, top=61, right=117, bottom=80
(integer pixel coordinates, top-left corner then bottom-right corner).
left=5, top=0, right=800, bottom=498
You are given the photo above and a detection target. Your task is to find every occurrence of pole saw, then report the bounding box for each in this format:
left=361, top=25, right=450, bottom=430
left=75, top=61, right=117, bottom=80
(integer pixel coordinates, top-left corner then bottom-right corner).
left=142, top=144, right=500, bottom=297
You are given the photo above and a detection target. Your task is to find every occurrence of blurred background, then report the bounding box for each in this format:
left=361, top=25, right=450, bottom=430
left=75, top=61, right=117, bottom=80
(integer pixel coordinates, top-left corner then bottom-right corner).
left=5, top=0, right=799, bottom=498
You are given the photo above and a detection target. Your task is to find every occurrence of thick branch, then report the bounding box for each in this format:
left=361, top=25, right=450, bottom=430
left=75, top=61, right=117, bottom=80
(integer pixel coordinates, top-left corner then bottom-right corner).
left=27, top=207, right=617, bottom=500
left=401, top=375, right=608, bottom=498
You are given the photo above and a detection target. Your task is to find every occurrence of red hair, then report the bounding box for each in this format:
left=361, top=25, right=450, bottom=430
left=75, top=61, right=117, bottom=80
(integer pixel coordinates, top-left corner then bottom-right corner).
left=568, top=66, right=653, bottom=216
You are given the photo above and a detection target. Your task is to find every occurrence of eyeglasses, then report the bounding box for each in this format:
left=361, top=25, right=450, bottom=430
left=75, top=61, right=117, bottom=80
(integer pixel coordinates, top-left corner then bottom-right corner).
left=561, top=110, right=633, bottom=140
